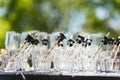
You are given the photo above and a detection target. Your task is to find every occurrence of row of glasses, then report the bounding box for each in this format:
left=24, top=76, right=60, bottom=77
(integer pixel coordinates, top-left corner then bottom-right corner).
left=50, top=32, right=120, bottom=73
left=4, top=31, right=120, bottom=73
left=53, top=57, right=120, bottom=73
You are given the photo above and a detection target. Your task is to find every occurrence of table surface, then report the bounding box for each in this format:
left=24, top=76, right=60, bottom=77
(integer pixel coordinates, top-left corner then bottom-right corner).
left=0, top=71, right=120, bottom=80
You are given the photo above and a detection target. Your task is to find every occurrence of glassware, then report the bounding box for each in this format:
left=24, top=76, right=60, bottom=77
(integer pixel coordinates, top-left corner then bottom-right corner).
left=97, top=58, right=120, bottom=73
left=72, top=57, right=83, bottom=72
left=54, top=56, right=73, bottom=73
left=33, top=56, right=51, bottom=72
left=71, top=47, right=83, bottom=73
left=4, top=58, right=19, bottom=72
left=81, top=58, right=97, bottom=73
left=104, top=58, right=120, bottom=73
left=5, top=31, right=20, bottom=51
left=96, top=58, right=106, bottom=72
left=0, top=49, right=10, bottom=71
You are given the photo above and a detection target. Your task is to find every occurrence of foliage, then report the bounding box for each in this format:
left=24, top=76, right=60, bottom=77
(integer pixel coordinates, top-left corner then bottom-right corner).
left=0, top=0, right=120, bottom=48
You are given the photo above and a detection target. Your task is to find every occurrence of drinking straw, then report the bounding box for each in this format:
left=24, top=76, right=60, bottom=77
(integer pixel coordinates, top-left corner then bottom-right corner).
left=40, top=33, right=66, bottom=69
left=42, top=33, right=66, bottom=59
left=5, top=32, right=40, bottom=70
left=10, top=32, right=35, bottom=58
left=86, top=32, right=110, bottom=67
left=90, top=32, right=110, bottom=60
left=109, top=37, right=119, bottom=58
left=109, top=46, right=117, bottom=58
left=65, top=32, right=85, bottom=58
left=110, top=36, right=120, bottom=69
left=105, top=37, right=114, bottom=57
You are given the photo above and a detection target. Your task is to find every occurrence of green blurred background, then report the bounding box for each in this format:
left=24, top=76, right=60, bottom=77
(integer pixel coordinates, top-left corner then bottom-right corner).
left=0, top=0, right=120, bottom=48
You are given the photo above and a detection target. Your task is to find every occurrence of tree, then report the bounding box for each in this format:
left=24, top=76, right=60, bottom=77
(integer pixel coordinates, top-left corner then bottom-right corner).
left=0, top=0, right=120, bottom=48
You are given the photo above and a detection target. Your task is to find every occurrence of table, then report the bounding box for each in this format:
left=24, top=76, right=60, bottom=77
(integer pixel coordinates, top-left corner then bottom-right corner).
left=0, top=71, right=120, bottom=80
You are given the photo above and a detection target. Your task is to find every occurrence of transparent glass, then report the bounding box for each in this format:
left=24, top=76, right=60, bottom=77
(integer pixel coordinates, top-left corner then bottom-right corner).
left=104, top=59, right=120, bottom=73
left=4, top=58, right=20, bottom=72
left=72, top=58, right=83, bottom=72
left=96, top=58, right=106, bottom=72
left=54, top=57, right=73, bottom=73
left=81, top=58, right=97, bottom=73
left=33, top=57, right=51, bottom=72
left=0, top=49, right=11, bottom=71
left=5, top=31, right=20, bottom=51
